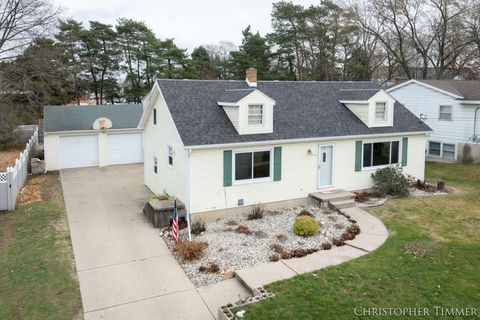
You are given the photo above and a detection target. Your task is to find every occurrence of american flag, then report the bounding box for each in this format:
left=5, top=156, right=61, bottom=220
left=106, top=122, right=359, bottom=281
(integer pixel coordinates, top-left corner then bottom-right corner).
left=171, top=199, right=179, bottom=243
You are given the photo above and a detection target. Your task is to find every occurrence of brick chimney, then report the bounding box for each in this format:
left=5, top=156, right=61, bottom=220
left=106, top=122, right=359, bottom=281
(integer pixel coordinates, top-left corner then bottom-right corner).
left=246, top=67, right=257, bottom=87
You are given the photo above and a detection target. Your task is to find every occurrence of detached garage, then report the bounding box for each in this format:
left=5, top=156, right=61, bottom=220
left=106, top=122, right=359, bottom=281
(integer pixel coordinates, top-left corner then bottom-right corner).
left=44, top=104, right=144, bottom=171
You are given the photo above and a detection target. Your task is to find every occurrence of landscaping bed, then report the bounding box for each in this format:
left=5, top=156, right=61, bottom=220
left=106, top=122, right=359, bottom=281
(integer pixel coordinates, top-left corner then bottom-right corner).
left=0, top=148, right=22, bottom=171
left=162, top=205, right=360, bottom=287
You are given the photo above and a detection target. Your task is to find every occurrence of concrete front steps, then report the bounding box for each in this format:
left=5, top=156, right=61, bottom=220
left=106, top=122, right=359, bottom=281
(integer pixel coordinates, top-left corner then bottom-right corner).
left=309, top=189, right=356, bottom=209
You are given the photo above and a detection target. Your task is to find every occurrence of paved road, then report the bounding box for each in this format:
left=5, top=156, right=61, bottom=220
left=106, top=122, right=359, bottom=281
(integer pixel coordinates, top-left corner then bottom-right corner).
left=61, top=164, right=215, bottom=320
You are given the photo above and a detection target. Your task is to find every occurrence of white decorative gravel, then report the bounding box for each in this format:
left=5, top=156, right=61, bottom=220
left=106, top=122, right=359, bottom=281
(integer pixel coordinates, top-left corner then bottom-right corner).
left=161, top=205, right=355, bottom=287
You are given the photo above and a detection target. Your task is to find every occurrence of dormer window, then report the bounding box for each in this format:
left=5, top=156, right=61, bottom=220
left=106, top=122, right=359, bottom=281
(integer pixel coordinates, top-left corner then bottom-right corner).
left=375, top=102, right=387, bottom=121
left=248, top=105, right=264, bottom=126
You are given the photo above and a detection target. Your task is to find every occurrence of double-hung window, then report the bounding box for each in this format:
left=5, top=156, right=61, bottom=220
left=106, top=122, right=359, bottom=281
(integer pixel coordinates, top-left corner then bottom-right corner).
left=442, top=143, right=455, bottom=159
left=248, top=105, right=264, bottom=126
left=439, top=105, right=452, bottom=120
left=363, top=141, right=400, bottom=168
left=375, top=102, right=387, bottom=122
left=428, top=141, right=441, bottom=156
left=234, top=150, right=271, bottom=182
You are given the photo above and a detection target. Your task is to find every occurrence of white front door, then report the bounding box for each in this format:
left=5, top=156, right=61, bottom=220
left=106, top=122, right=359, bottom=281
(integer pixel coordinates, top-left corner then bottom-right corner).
left=59, top=135, right=99, bottom=169
left=318, top=145, right=333, bottom=188
left=107, top=133, right=143, bottom=165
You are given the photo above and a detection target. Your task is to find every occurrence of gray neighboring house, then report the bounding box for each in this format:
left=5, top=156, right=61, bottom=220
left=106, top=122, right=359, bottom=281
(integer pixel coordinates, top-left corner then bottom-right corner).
left=388, top=80, right=480, bottom=163
left=44, top=104, right=144, bottom=170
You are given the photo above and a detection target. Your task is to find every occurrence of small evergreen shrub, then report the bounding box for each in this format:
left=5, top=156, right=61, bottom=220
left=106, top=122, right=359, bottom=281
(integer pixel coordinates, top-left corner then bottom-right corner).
left=293, top=215, right=319, bottom=237
left=191, top=219, right=206, bottom=235
left=371, top=166, right=412, bottom=197
left=247, top=204, right=265, bottom=220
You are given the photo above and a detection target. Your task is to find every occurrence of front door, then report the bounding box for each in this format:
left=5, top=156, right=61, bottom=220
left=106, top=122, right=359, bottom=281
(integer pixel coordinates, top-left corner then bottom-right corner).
left=318, top=145, right=333, bottom=188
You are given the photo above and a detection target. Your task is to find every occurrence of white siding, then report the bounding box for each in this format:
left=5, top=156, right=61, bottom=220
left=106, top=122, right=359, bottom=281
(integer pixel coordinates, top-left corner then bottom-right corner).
left=345, top=103, right=369, bottom=124
left=45, top=134, right=60, bottom=171
left=222, top=106, right=239, bottom=131
left=389, top=82, right=477, bottom=144
left=143, top=92, right=189, bottom=204
left=189, top=134, right=426, bottom=214
left=368, top=90, right=395, bottom=127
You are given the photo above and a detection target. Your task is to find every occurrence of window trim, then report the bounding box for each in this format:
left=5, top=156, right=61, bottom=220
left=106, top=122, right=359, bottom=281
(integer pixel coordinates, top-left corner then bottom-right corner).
left=232, top=148, right=273, bottom=185
left=153, top=108, right=157, bottom=127
left=361, top=140, right=401, bottom=171
left=439, top=105, right=452, bottom=121
left=247, top=104, right=265, bottom=127
left=167, top=145, right=174, bottom=167
left=427, top=140, right=442, bottom=157
left=153, top=156, right=158, bottom=175
left=375, top=101, right=388, bottom=122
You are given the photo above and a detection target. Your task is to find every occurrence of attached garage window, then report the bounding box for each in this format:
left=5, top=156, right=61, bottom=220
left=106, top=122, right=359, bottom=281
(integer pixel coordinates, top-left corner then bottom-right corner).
left=167, top=146, right=173, bottom=166
left=153, top=157, right=158, bottom=175
left=428, top=141, right=441, bottom=156
left=153, top=109, right=157, bottom=126
left=363, top=141, right=400, bottom=168
left=234, top=150, right=271, bottom=182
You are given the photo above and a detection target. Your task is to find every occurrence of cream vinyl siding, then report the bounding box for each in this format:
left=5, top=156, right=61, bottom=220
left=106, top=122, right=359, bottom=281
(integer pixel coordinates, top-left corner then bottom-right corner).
left=346, top=103, right=369, bottom=124
left=189, top=134, right=426, bottom=214
left=236, top=90, right=274, bottom=135
left=143, top=93, right=188, bottom=203
left=222, top=106, right=240, bottom=130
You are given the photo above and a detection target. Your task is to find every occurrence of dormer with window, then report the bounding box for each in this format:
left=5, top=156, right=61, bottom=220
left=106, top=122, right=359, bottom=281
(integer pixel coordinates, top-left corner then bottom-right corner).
left=217, top=68, right=275, bottom=135
left=340, top=89, right=395, bottom=128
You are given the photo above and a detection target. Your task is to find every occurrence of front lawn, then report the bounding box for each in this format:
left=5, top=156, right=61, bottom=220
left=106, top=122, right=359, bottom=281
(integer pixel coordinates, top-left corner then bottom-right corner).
left=240, top=162, right=480, bottom=319
left=0, top=173, right=82, bottom=319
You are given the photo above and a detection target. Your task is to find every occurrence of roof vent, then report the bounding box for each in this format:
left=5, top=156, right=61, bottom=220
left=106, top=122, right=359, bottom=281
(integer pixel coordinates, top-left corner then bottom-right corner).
left=246, top=67, right=257, bottom=87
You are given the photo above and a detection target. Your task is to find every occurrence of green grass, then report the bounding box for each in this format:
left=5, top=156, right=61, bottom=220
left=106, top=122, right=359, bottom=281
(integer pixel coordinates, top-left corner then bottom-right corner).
left=0, top=173, right=82, bottom=319
left=240, top=162, right=480, bottom=319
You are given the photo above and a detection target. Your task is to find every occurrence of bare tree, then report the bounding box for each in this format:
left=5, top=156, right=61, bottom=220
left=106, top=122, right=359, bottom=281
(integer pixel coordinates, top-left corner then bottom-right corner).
left=0, top=0, right=60, bottom=59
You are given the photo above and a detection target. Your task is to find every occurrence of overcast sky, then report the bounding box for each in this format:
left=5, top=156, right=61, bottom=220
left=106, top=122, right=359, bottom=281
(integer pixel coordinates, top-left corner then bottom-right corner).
left=53, top=0, right=319, bottom=51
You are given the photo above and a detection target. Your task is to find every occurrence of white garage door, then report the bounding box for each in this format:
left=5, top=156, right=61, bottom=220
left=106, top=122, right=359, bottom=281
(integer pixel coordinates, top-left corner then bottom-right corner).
left=59, top=135, right=99, bottom=169
left=107, top=133, right=143, bottom=165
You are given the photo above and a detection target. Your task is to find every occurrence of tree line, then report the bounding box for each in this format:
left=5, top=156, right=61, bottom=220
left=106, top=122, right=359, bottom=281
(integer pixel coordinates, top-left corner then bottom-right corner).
left=1, top=0, right=480, bottom=128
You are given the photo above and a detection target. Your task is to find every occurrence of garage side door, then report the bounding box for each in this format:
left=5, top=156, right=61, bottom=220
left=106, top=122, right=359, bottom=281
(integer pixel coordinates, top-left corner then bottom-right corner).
left=59, top=135, right=99, bottom=169
left=107, top=133, right=143, bottom=165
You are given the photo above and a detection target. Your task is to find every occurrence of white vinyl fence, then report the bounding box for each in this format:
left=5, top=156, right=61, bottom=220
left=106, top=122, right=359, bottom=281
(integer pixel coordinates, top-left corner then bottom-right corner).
left=0, top=127, right=38, bottom=211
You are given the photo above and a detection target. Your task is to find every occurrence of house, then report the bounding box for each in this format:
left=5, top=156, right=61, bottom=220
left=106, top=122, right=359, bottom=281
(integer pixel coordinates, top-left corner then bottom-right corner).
left=44, top=104, right=144, bottom=170
left=387, top=80, right=480, bottom=163
left=138, top=68, right=430, bottom=219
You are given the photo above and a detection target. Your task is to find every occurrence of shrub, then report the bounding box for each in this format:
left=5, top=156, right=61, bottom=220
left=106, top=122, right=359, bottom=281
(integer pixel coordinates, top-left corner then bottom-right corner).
left=191, top=219, right=206, bottom=235
left=355, top=191, right=370, bottom=202
left=174, top=240, right=208, bottom=261
left=235, top=225, right=251, bottom=235
left=297, top=210, right=314, bottom=218
left=321, top=242, right=332, bottom=250
left=247, top=204, right=265, bottom=220
left=371, top=166, right=412, bottom=197
left=293, top=216, right=319, bottom=237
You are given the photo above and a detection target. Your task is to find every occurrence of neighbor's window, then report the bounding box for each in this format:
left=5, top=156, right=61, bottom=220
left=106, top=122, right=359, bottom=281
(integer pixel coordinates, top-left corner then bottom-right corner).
left=439, top=105, right=452, bottom=120
left=167, top=146, right=173, bottom=166
left=153, top=108, right=157, bottom=126
left=363, top=141, right=400, bottom=168
left=248, top=105, right=264, bottom=126
left=234, top=150, right=271, bottom=182
left=375, top=102, right=387, bottom=121
left=442, top=143, right=455, bottom=159
left=428, top=141, right=441, bottom=156
left=153, top=157, right=158, bottom=175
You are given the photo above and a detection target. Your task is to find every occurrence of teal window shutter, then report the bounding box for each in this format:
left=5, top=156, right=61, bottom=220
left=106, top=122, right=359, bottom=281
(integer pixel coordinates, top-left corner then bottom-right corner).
left=402, top=137, right=408, bottom=166
left=273, top=147, right=282, bottom=181
left=355, top=141, right=362, bottom=172
left=223, top=150, right=232, bottom=187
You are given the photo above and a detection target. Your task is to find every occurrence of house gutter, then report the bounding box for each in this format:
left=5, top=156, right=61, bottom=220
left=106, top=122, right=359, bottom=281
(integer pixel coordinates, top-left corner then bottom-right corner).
left=44, top=128, right=144, bottom=136
left=184, top=131, right=432, bottom=150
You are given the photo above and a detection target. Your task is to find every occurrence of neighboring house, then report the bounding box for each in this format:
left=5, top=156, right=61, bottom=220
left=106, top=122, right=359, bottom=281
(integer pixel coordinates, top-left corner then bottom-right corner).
left=387, top=80, right=480, bottom=163
left=138, top=68, right=430, bottom=219
left=44, top=104, right=144, bottom=170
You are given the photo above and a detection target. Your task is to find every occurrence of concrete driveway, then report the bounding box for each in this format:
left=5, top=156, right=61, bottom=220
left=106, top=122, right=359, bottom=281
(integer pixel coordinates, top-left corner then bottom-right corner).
left=61, top=164, right=214, bottom=320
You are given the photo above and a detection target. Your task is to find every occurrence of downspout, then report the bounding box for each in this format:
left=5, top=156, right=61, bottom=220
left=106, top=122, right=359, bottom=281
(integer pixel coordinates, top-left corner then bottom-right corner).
left=473, top=107, right=480, bottom=143
left=186, top=148, right=192, bottom=241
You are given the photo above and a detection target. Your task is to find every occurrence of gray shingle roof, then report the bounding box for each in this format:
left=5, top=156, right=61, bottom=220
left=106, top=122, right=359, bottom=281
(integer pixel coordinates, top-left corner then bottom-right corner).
left=156, top=79, right=431, bottom=147
left=217, top=89, right=256, bottom=103
left=44, top=104, right=143, bottom=132
left=419, top=80, right=480, bottom=100
left=339, top=89, right=380, bottom=101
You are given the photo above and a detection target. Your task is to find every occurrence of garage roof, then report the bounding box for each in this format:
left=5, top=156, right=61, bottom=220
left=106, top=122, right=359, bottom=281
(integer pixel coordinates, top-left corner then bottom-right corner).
left=44, top=104, right=143, bottom=132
